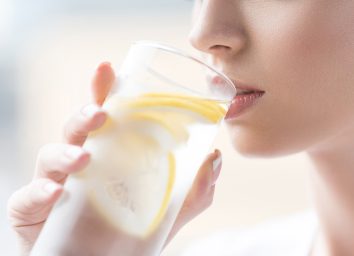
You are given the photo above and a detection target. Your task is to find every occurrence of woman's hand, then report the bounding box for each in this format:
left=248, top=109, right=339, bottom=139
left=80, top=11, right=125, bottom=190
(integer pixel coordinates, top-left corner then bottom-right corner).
left=7, top=62, right=222, bottom=255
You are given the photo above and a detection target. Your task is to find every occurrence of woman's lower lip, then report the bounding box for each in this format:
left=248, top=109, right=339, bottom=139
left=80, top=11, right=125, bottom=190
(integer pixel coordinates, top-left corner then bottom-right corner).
left=225, top=92, right=265, bottom=120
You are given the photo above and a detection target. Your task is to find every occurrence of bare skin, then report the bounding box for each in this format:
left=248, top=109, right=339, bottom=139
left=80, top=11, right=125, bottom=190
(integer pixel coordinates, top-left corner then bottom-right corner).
left=189, top=0, right=354, bottom=255
left=308, top=135, right=354, bottom=255
left=7, top=62, right=222, bottom=255
left=8, top=0, right=354, bottom=255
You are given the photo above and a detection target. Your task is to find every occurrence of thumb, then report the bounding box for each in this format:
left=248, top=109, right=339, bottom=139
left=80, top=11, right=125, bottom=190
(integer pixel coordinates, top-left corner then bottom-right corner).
left=7, top=178, right=63, bottom=228
left=165, top=149, right=222, bottom=246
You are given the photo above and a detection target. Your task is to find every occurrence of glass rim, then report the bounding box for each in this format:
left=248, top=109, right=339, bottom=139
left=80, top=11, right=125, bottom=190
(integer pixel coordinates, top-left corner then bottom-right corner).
left=132, top=40, right=237, bottom=98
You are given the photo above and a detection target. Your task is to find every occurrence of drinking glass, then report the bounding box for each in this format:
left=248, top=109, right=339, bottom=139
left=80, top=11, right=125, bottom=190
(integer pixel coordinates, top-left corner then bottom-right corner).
left=30, top=41, right=236, bottom=256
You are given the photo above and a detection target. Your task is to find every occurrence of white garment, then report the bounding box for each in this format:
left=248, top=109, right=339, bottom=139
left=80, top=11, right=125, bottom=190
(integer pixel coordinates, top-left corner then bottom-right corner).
left=180, top=211, right=318, bottom=256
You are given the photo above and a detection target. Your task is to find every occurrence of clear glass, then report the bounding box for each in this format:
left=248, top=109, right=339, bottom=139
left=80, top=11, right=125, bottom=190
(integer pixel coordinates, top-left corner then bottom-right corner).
left=30, top=41, right=236, bottom=256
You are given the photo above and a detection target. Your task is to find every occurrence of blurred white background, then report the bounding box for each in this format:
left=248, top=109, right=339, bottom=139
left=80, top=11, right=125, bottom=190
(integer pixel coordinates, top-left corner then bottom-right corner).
left=0, top=0, right=312, bottom=255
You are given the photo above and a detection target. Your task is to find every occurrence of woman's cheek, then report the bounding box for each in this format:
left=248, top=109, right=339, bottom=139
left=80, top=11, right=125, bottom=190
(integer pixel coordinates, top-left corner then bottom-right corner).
left=228, top=1, right=354, bottom=156
left=261, top=3, right=354, bottom=150
left=229, top=7, right=328, bottom=156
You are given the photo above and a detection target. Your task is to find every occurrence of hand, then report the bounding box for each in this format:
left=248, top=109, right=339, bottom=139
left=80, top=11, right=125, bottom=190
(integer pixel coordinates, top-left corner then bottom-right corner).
left=7, top=62, right=222, bottom=255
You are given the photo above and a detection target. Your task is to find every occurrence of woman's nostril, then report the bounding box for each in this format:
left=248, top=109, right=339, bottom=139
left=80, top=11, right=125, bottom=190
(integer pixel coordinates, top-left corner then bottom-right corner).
left=210, top=45, right=231, bottom=51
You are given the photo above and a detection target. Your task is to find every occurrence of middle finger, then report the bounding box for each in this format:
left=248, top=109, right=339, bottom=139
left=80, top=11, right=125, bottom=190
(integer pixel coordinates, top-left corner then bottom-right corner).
left=63, top=104, right=106, bottom=146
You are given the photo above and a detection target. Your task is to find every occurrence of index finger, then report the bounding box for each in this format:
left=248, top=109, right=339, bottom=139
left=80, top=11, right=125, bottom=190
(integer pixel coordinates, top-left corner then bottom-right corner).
left=62, top=62, right=115, bottom=145
left=91, top=62, right=116, bottom=106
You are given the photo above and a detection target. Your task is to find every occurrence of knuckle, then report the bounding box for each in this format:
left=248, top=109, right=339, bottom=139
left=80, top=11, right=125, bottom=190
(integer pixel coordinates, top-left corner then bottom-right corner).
left=63, top=122, right=71, bottom=140
left=205, top=195, right=214, bottom=209
left=63, top=112, right=77, bottom=137
left=200, top=188, right=215, bottom=210
left=200, top=197, right=212, bottom=211
left=7, top=206, right=22, bottom=227
left=37, top=144, right=59, bottom=162
left=37, top=144, right=51, bottom=158
left=63, top=121, right=87, bottom=144
left=35, top=144, right=56, bottom=171
left=6, top=187, right=27, bottom=224
left=6, top=192, right=17, bottom=216
left=35, top=147, right=47, bottom=171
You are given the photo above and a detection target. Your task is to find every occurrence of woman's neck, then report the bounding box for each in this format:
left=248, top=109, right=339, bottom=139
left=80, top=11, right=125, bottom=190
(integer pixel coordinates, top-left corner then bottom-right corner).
left=307, top=126, right=354, bottom=255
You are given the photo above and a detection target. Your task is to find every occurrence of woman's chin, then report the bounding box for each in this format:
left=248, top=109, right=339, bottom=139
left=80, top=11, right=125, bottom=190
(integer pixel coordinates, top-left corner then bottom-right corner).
left=228, top=129, right=301, bottom=159
left=230, top=139, right=279, bottom=158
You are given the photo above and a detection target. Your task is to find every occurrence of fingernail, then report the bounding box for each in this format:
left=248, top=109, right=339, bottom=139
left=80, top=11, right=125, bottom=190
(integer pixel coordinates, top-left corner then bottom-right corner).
left=43, top=182, right=61, bottom=194
left=102, top=61, right=111, bottom=67
left=211, top=151, right=222, bottom=186
left=212, top=153, right=222, bottom=173
left=98, top=62, right=111, bottom=68
left=97, top=62, right=112, bottom=72
left=81, top=104, right=101, bottom=118
left=65, top=146, right=85, bottom=160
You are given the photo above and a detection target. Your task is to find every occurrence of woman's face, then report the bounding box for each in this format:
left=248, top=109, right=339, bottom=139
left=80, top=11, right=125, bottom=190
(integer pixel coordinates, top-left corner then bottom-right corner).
left=190, top=0, right=354, bottom=157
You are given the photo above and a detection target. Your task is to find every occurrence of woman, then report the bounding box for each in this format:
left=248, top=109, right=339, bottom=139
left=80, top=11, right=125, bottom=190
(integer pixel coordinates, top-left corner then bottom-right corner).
left=8, top=0, right=354, bottom=255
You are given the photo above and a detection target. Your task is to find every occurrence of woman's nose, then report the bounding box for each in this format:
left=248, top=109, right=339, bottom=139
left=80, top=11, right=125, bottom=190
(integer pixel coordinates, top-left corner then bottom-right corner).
left=188, top=0, right=246, bottom=59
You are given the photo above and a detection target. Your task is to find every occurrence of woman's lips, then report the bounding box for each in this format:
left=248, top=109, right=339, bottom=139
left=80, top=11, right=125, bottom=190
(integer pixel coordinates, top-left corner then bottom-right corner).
left=208, top=75, right=265, bottom=119
left=225, top=90, right=265, bottom=120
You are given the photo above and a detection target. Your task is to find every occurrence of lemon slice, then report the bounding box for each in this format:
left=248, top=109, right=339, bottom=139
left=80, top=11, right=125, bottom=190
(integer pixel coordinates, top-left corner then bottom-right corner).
left=88, top=153, right=175, bottom=237
left=85, top=129, right=175, bottom=237
left=125, top=110, right=190, bottom=144
left=125, top=96, right=225, bottom=123
left=142, top=93, right=226, bottom=118
left=82, top=92, right=225, bottom=237
left=90, top=92, right=226, bottom=139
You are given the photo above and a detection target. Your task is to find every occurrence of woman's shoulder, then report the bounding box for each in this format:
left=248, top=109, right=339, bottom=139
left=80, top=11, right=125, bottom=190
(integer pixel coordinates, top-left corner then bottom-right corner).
left=180, top=210, right=318, bottom=256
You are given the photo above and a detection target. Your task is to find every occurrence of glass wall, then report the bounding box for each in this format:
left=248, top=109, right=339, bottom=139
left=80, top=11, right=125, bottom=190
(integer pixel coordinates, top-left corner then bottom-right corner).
left=0, top=1, right=310, bottom=255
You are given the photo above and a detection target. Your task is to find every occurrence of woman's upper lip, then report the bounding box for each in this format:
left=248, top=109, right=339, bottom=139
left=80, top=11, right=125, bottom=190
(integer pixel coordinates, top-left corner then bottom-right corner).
left=231, top=79, right=265, bottom=95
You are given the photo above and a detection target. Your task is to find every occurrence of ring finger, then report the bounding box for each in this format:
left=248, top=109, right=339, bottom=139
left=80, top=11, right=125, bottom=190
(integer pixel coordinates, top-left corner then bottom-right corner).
left=34, top=143, right=90, bottom=183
